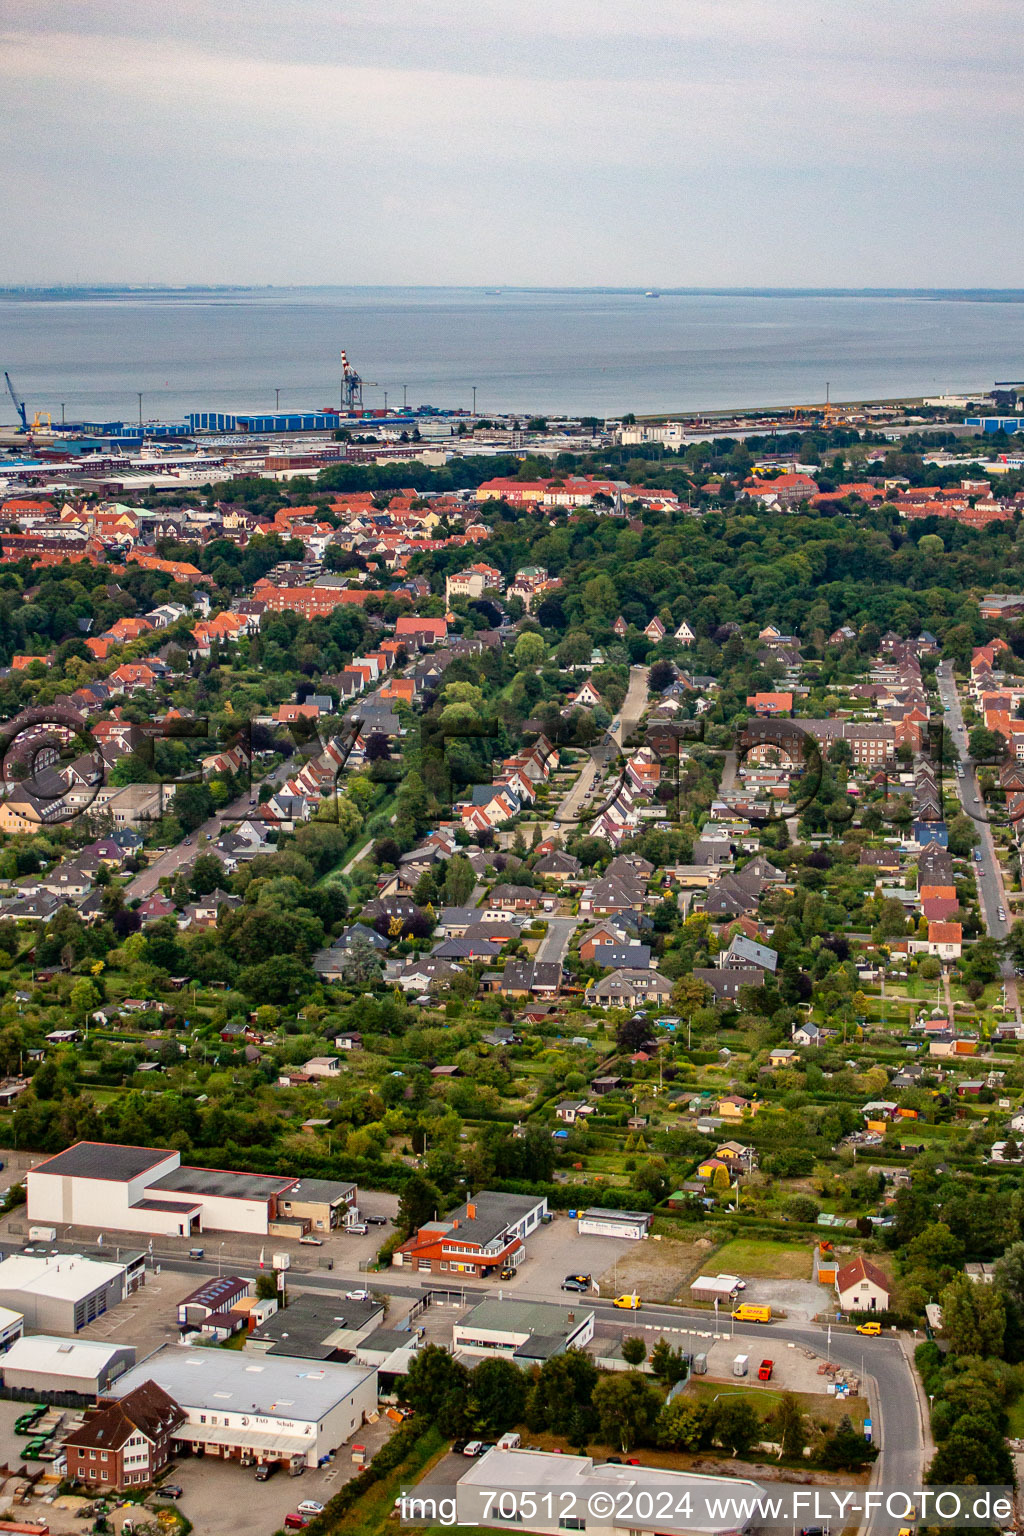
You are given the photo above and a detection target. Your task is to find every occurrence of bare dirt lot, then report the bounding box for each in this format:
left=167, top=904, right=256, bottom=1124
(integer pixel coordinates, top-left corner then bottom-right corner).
left=595, top=1237, right=719, bottom=1302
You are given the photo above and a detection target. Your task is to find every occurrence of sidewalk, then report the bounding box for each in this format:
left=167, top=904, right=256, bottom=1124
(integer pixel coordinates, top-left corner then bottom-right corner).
left=896, top=1331, right=935, bottom=1472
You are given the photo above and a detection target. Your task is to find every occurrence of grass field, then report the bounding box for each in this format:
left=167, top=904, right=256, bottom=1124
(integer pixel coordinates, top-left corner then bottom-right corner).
left=684, top=1378, right=869, bottom=1430
left=709, top=1238, right=813, bottom=1280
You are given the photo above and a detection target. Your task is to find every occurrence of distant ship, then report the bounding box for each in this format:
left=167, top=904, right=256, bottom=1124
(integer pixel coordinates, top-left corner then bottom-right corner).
left=644, top=290, right=661, bottom=298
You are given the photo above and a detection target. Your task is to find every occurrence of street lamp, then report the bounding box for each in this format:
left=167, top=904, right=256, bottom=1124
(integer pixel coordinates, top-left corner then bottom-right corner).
left=218, top=1242, right=225, bottom=1277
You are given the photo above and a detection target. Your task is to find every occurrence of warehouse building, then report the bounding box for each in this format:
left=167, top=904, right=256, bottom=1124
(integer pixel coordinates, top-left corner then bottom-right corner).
left=108, top=1346, right=377, bottom=1469
left=27, top=1141, right=356, bottom=1239
left=0, top=1336, right=136, bottom=1397
left=247, top=1294, right=385, bottom=1360
left=0, top=1306, right=23, bottom=1353
left=453, top=1299, right=594, bottom=1364
left=576, top=1208, right=652, bottom=1241
left=690, top=1274, right=743, bottom=1304
left=456, top=1449, right=766, bottom=1536
left=0, top=1252, right=127, bottom=1333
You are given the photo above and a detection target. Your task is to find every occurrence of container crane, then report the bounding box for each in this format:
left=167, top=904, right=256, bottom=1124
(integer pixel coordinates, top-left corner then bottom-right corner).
left=340, top=350, right=377, bottom=412
left=4, top=372, right=28, bottom=433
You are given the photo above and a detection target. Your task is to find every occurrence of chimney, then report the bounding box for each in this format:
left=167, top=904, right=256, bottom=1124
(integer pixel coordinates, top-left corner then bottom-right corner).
left=467, top=1202, right=476, bottom=1221
left=451, top=1219, right=458, bottom=1229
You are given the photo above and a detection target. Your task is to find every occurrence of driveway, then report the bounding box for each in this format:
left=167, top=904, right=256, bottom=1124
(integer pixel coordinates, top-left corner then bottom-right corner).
left=536, top=916, right=577, bottom=964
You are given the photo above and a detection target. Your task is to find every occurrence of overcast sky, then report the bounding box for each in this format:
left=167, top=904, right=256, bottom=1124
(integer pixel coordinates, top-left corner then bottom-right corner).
left=2, top=0, right=1022, bottom=287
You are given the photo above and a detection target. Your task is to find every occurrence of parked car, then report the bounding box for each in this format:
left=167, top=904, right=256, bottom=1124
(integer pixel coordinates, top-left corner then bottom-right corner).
left=365, top=1215, right=388, bottom=1225
left=345, top=1223, right=369, bottom=1235
left=299, top=1236, right=323, bottom=1246
left=297, top=1502, right=324, bottom=1517
left=155, top=1486, right=183, bottom=1500
left=255, top=1464, right=276, bottom=1481
left=463, top=1442, right=485, bottom=1457
left=613, top=1293, right=641, bottom=1309
left=561, top=1274, right=591, bottom=1293
left=758, top=1360, right=774, bottom=1381
left=284, top=1515, right=311, bottom=1530
left=345, top=1288, right=370, bottom=1301
left=856, top=1321, right=881, bottom=1335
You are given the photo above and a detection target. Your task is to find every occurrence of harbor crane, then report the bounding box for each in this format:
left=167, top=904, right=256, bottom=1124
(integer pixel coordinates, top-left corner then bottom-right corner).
left=4, top=372, right=28, bottom=432
left=340, top=350, right=377, bottom=412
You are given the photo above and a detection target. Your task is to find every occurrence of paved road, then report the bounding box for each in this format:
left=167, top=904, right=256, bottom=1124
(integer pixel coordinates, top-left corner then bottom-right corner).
left=536, top=914, right=578, bottom=963
left=936, top=661, right=1020, bottom=1021
left=2, top=1229, right=922, bottom=1517
left=552, top=664, right=649, bottom=828
left=124, top=763, right=290, bottom=899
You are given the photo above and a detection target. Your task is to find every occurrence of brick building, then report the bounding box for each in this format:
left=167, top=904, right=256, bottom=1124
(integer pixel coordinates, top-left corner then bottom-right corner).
left=64, top=1380, right=184, bottom=1491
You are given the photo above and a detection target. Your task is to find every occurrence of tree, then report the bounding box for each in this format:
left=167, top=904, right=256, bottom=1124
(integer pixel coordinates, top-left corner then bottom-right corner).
left=469, top=1358, right=527, bottom=1437
left=621, top=1335, right=647, bottom=1366
left=255, top=1273, right=278, bottom=1301
left=513, top=632, right=547, bottom=668
left=671, top=975, right=711, bottom=1015
left=401, top=1343, right=469, bottom=1421
left=526, top=1350, right=598, bottom=1434
left=968, top=725, right=1007, bottom=763
left=441, top=853, right=476, bottom=907
left=656, top=1398, right=708, bottom=1450
left=616, top=1014, right=652, bottom=1053
left=819, top=1414, right=878, bottom=1471
left=69, top=978, right=100, bottom=1020
left=396, top=1174, right=442, bottom=1239
left=712, top=1398, right=761, bottom=1458
left=190, top=852, right=227, bottom=896
left=108, top=753, right=158, bottom=786
left=939, top=1273, right=1005, bottom=1357
left=773, top=1392, right=807, bottom=1459
left=650, top=1338, right=689, bottom=1386
left=173, top=781, right=216, bottom=833
left=592, top=1372, right=660, bottom=1452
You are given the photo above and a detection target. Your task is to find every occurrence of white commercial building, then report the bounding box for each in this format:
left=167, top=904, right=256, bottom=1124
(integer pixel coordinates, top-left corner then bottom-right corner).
left=576, top=1208, right=651, bottom=1241
left=456, top=1448, right=766, bottom=1536
left=0, top=1305, right=23, bottom=1352
left=109, top=1346, right=377, bottom=1469
left=27, top=1141, right=350, bottom=1239
left=0, top=1336, right=136, bottom=1396
left=0, top=1252, right=128, bottom=1333
left=453, top=1300, right=594, bottom=1364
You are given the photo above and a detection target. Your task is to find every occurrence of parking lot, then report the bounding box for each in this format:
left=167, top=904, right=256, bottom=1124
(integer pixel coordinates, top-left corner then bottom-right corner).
left=160, top=1413, right=396, bottom=1536
left=496, top=1216, right=633, bottom=1298
left=0, top=1376, right=399, bottom=1536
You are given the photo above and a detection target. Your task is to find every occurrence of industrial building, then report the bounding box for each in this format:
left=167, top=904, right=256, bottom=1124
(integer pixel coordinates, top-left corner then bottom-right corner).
left=0, top=1336, right=136, bottom=1397
left=456, top=1449, right=767, bottom=1536
left=27, top=1141, right=356, bottom=1238
left=576, top=1208, right=652, bottom=1241
left=452, top=1299, right=594, bottom=1364
left=108, top=1346, right=377, bottom=1469
left=247, top=1294, right=385, bottom=1360
left=177, top=1275, right=252, bottom=1332
left=0, top=1306, right=23, bottom=1353
left=0, top=1252, right=127, bottom=1333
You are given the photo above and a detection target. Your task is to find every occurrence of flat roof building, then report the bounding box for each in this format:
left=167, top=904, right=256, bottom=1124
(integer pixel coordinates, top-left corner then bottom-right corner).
left=453, top=1299, right=594, bottom=1364
left=108, top=1345, right=376, bottom=1469
left=576, top=1208, right=652, bottom=1241
left=27, top=1140, right=357, bottom=1239
left=248, top=1294, right=385, bottom=1360
left=0, top=1335, right=136, bottom=1397
left=456, top=1449, right=766, bottom=1535
left=0, top=1252, right=127, bottom=1334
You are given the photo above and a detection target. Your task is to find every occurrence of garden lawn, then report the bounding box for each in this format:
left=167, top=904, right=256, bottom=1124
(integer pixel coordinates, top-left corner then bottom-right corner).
left=709, top=1239, right=812, bottom=1280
